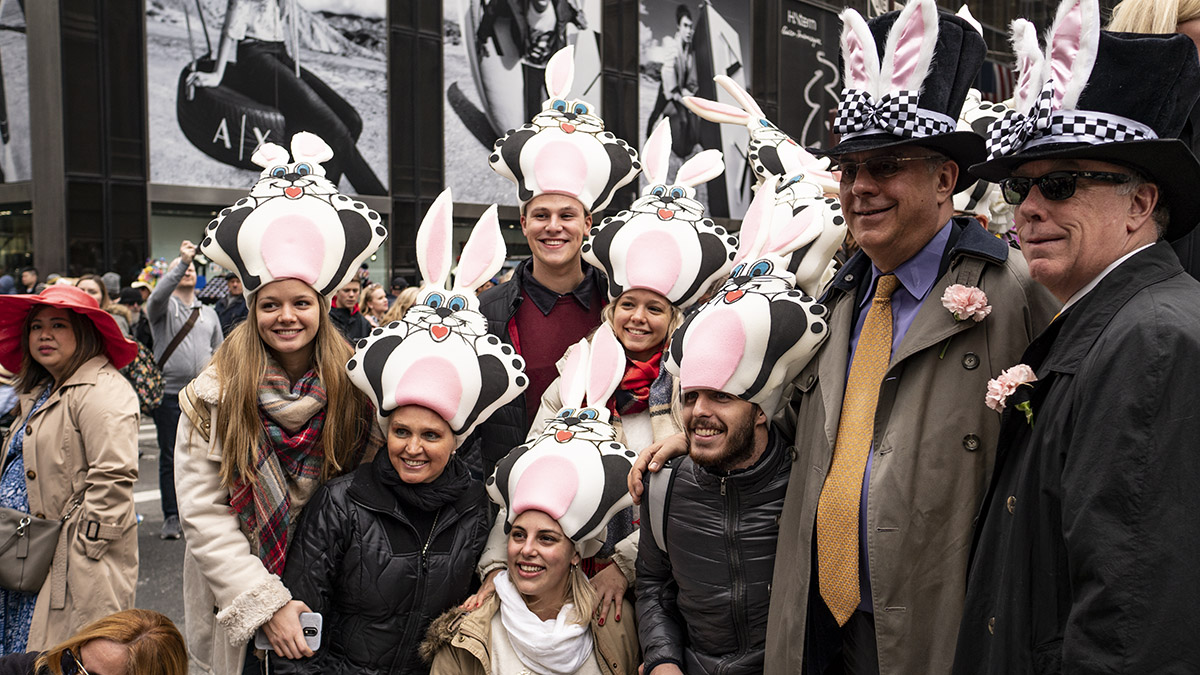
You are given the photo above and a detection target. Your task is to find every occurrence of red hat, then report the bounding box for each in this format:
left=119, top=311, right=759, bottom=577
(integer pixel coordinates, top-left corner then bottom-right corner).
left=0, top=286, right=139, bottom=373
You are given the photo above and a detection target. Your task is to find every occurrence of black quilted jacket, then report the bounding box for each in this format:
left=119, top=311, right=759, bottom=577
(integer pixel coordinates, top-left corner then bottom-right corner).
left=277, top=457, right=489, bottom=675
left=636, top=425, right=792, bottom=675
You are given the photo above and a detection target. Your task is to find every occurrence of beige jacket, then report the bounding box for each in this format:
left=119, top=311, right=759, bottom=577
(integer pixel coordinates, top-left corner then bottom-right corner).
left=3, top=356, right=140, bottom=649
left=175, top=367, right=304, bottom=675
left=422, top=594, right=639, bottom=675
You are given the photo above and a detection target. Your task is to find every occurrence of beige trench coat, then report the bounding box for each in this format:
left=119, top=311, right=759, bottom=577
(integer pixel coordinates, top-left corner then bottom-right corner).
left=764, top=228, right=1059, bottom=675
left=2, top=355, right=139, bottom=649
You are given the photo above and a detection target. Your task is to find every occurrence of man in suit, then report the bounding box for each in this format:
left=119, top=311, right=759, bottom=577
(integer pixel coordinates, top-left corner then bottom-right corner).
left=954, top=10, right=1200, bottom=673
left=761, top=3, right=1057, bottom=674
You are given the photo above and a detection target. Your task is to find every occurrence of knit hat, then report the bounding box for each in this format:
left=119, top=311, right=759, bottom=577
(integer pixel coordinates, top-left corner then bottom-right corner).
left=970, top=0, right=1200, bottom=238
left=489, top=46, right=641, bottom=213
left=487, top=324, right=637, bottom=557
left=200, top=132, right=388, bottom=297
left=664, top=175, right=831, bottom=418
left=0, top=286, right=139, bottom=372
left=822, top=0, right=988, bottom=191
left=345, top=311, right=527, bottom=449
left=581, top=118, right=737, bottom=309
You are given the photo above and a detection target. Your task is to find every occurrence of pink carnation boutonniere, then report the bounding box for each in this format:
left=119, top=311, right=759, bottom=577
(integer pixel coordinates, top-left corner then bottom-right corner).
left=986, top=364, right=1037, bottom=423
left=942, top=284, right=992, bottom=322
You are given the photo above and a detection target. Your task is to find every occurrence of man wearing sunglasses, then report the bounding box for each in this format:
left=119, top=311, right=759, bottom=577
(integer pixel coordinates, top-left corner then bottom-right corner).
left=954, top=15, right=1200, bottom=675
left=764, top=3, right=1058, bottom=675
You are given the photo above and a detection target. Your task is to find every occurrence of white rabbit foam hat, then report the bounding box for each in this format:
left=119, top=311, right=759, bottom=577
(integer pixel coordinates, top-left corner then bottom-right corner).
left=823, top=0, right=987, bottom=191
left=404, top=188, right=505, bottom=339
left=200, top=132, right=388, bottom=298
left=953, top=88, right=1015, bottom=233
left=345, top=317, right=527, bottom=449
left=969, top=0, right=1200, bottom=238
left=581, top=118, right=738, bottom=308
left=487, top=324, right=637, bottom=558
left=488, top=46, right=641, bottom=214
left=665, top=175, right=832, bottom=418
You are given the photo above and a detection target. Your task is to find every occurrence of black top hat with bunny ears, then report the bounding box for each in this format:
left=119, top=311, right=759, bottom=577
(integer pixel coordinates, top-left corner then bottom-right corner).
left=580, top=118, right=737, bottom=309
left=404, top=188, right=505, bottom=340
left=486, top=324, right=639, bottom=557
left=489, top=46, right=641, bottom=214
left=664, top=174, right=831, bottom=418
left=822, top=0, right=987, bottom=192
left=969, top=0, right=1200, bottom=238
left=201, top=132, right=388, bottom=298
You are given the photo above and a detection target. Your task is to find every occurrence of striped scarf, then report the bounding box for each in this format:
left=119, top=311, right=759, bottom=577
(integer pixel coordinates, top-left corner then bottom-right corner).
left=228, top=364, right=327, bottom=576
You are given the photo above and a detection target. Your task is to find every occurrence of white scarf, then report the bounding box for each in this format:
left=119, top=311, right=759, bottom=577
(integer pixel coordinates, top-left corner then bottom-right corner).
left=493, top=570, right=595, bottom=674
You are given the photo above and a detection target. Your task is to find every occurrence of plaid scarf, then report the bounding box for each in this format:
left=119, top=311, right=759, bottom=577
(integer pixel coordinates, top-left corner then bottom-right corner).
left=228, top=364, right=327, bottom=576
left=610, top=352, right=663, bottom=417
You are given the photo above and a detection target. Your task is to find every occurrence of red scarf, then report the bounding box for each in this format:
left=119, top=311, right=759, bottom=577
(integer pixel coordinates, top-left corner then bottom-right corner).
left=609, top=352, right=663, bottom=417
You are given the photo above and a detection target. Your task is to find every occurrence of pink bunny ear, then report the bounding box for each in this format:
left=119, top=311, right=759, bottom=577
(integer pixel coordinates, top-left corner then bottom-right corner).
left=251, top=142, right=290, bottom=169
left=1045, top=0, right=1099, bottom=111
left=416, top=188, right=455, bottom=290
left=683, top=95, right=752, bottom=126
left=545, top=46, right=575, bottom=99
left=880, top=0, right=938, bottom=93
left=558, top=338, right=590, bottom=409
left=675, top=149, right=725, bottom=188
left=290, top=131, right=334, bottom=165
left=732, top=175, right=779, bottom=266
left=768, top=200, right=823, bottom=255
left=715, top=75, right=765, bottom=119
left=840, top=8, right=880, bottom=95
left=585, top=323, right=625, bottom=409
left=643, top=118, right=672, bottom=186
left=1010, top=19, right=1045, bottom=114
left=453, top=204, right=505, bottom=293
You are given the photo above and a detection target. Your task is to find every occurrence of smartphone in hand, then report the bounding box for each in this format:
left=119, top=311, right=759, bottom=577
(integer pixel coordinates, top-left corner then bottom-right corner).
left=254, top=612, right=323, bottom=652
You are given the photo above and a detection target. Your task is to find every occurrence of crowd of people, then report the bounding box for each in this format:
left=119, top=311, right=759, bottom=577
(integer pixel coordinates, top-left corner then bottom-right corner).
left=2, top=0, right=1200, bottom=673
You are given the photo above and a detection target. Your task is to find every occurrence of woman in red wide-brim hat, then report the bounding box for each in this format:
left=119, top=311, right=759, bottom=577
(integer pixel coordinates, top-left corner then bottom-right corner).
left=0, top=285, right=140, bottom=654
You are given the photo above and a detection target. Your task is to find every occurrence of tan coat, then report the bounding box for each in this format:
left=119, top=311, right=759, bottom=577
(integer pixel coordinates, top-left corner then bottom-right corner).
left=764, top=227, right=1059, bottom=675
left=422, top=594, right=639, bottom=675
left=2, top=356, right=140, bottom=649
left=175, top=367, right=298, bottom=675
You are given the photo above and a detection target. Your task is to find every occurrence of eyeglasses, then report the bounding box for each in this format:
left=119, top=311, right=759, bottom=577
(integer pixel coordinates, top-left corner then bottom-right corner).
left=834, top=156, right=944, bottom=184
left=999, top=171, right=1132, bottom=205
left=66, top=649, right=90, bottom=675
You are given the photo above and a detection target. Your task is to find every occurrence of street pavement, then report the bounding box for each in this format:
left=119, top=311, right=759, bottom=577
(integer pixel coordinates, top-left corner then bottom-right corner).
left=134, top=419, right=186, bottom=629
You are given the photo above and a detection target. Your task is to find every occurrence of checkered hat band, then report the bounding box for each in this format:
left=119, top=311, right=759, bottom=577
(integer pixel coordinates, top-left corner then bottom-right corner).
left=834, top=89, right=957, bottom=141
left=988, top=107, right=1157, bottom=159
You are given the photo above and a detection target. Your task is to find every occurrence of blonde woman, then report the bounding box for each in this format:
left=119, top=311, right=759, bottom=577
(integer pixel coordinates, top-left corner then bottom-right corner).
left=357, top=282, right=388, bottom=327
left=381, top=286, right=419, bottom=325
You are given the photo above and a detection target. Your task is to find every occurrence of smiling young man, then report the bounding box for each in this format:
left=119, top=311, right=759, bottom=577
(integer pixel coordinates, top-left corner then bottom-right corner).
left=763, top=4, right=1058, bottom=674
left=954, top=13, right=1200, bottom=673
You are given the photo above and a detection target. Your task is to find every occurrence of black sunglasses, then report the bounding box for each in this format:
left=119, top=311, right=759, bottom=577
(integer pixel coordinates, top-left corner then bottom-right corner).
left=834, top=156, right=943, bottom=184
left=65, top=649, right=90, bottom=675
left=1000, top=170, right=1132, bottom=205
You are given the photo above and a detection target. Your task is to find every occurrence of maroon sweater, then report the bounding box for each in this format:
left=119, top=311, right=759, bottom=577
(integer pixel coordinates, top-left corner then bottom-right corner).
left=511, top=286, right=603, bottom=428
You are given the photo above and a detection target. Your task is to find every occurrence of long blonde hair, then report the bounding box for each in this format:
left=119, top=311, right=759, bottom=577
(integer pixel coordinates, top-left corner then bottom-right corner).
left=381, top=286, right=420, bottom=324
left=35, top=609, right=186, bottom=675
left=211, top=292, right=371, bottom=489
left=1109, top=0, right=1200, bottom=33
left=566, top=564, right=599, bottom=626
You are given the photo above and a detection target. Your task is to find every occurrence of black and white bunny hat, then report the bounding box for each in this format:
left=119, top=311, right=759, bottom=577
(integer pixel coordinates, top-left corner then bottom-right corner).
left=489, top=46, right=641, bottom=213
left=665, top=175, right=831, bottom=418
left=487, top=324, right=637, bottom=557
left=201, top=132, right=388, bottom=298
left=825, top=0, right=987, bottom=192
left=969, top=0, right=1200, bottom=237
left=404, top=188, right=505, bottom=340
left=581, top=118, right=737, bottom=309
left=345, top=314, right=527, bottom=449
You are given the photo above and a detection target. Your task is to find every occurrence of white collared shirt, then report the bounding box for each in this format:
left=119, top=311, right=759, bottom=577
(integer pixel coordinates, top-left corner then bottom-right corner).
left=1060, top=243, right=1156, bottom=313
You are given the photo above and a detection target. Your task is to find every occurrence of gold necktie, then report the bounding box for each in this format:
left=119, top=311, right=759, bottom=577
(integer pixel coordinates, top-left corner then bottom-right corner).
left=817, top=273, right=900, bottom=626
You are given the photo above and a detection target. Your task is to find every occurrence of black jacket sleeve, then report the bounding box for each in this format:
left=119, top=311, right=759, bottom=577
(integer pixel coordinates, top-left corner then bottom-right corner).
left=636, top=480, right=686, bottom=672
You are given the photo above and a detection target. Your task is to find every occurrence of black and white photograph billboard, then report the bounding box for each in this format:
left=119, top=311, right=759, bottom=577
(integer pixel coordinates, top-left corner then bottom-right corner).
left=0, top=0, right=29, bottom=184
left=444, top=0, right=603, bottom=207
left=640, top=0, right=752, bottom=219
left=778, top=0, right=840, bottom=151
left=146, top=0, right=388, bottom=196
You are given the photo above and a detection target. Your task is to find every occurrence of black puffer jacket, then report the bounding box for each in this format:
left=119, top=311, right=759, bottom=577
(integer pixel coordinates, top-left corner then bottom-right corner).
left=277, top=456, right=490, bottom=675
left=636, top=425, right=792, bottom=675
left=468, top=269, right=528, bottom=477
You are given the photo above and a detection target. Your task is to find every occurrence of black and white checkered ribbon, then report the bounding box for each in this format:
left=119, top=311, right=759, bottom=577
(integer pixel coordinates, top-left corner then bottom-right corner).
left=986, top=80, right=1157, bottom=159
left=834, top=89, right=957, bottom=140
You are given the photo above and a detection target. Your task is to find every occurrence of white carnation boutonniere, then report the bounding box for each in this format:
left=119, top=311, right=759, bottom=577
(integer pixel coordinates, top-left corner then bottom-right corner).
left=942, top=284, right=992, bottom=322
left=986, top=364, right=1037, bottom=424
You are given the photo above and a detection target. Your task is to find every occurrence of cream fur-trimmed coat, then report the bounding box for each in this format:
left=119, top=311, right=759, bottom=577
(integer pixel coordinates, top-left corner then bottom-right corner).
left=175, top=366, right=309, bottom=675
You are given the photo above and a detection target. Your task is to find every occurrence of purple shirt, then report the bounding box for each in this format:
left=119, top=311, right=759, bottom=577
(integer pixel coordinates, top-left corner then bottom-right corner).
left=846, top=220, right=951, bottom=613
